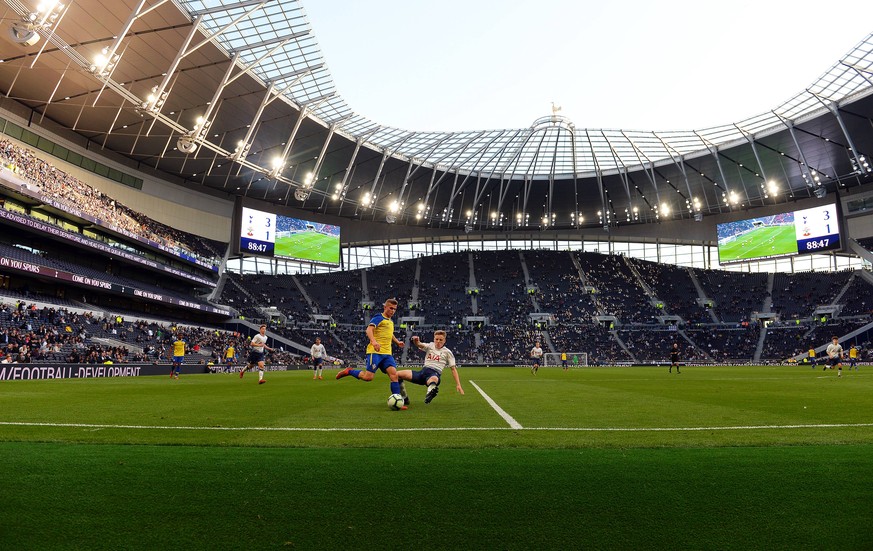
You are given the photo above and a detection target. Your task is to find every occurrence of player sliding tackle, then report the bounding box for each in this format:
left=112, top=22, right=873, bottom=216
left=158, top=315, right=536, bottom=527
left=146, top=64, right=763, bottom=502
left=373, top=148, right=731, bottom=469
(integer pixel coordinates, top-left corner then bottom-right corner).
left=336, top=298, right=406, bottom=409
left=396, top=330, right=465, bottom=405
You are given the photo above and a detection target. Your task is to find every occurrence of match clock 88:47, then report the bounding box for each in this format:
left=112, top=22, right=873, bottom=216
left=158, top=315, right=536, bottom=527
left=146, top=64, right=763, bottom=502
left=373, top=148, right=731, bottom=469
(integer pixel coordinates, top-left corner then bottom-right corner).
left=794, top=204, right=840, bottom=253
left=240, top=207, right=276, bottom=257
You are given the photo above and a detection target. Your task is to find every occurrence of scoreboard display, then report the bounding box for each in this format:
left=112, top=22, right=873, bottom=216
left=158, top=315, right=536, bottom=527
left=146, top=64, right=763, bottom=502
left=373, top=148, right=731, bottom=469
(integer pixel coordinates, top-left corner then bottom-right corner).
left=235, top=204, right=341, bottom=267
left=793, top=204, right=840, bottom=253
left=716, top=203, right=841, bottom=264
left=240, top=207, right=276, bottom=257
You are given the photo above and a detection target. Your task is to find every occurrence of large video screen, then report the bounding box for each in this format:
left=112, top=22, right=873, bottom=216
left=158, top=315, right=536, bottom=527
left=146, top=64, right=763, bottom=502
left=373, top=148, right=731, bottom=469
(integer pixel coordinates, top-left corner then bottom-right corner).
left=716, top=204, right=840, bottom=264
left=239, top=206, right=341, bottom=266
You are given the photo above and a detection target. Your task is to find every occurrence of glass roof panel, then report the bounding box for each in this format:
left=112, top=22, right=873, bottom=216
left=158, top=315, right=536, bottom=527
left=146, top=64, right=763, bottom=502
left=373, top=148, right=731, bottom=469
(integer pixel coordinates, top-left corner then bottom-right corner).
left=177, top=1, right=873, bottom=177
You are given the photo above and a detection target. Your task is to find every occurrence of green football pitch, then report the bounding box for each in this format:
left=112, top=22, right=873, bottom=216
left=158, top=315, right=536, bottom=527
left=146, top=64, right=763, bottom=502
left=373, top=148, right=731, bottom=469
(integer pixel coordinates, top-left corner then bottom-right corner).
left=274, top=230, right=339, bottom=264
left=718, top=224, right=797, bottom=263
left=2, top=366, right=873, bottom=549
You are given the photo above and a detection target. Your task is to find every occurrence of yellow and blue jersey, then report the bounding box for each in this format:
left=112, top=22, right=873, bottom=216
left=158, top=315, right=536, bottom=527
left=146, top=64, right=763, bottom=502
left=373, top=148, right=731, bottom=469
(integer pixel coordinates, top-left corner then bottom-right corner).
left=366, top=314, right=394, bottom=354
left=173, top=339, right=186, bottom=357
left=225, top=346, right=235, bottom=359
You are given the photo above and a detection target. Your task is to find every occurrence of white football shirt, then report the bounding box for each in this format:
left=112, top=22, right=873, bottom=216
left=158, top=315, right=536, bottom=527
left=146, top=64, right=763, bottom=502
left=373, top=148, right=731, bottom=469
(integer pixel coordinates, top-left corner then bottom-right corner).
left=310, top=343, right=326, bottom=358
left=421, top=343, right=456, bottom=374
left=251, top=333, right=268, bottom=351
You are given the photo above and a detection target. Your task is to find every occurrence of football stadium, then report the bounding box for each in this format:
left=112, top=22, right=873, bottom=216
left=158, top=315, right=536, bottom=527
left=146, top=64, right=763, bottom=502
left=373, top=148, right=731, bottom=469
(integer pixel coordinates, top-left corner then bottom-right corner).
left=2, top=1, right=873, bottom=549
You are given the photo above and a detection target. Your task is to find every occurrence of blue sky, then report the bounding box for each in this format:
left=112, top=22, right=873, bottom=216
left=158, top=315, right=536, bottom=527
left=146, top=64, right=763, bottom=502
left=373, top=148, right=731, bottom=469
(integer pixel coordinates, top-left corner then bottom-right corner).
left=303, top=0, right=871, bottom=133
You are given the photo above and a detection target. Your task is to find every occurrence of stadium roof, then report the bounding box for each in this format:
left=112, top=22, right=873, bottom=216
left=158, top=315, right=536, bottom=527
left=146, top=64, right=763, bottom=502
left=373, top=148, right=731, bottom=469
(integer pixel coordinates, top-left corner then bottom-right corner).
left=1, top=0, right=872, bottom=232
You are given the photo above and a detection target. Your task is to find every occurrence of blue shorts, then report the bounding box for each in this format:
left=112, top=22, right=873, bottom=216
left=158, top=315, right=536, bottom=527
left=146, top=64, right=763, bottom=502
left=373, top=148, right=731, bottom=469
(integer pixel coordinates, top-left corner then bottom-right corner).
left=410, top=367, right=442, bottom=386
left=365, top=353, right=397, bottom=374
left=248, top=350, right=266, bottom=364
left=173, top=355, right=184, bottom=365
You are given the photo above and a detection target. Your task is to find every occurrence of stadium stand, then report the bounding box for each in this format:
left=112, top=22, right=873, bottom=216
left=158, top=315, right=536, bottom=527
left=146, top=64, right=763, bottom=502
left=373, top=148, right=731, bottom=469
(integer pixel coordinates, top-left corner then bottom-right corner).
left=771, top=270, right=853, bottom=319
left=694, top=269, right=768, bottom=322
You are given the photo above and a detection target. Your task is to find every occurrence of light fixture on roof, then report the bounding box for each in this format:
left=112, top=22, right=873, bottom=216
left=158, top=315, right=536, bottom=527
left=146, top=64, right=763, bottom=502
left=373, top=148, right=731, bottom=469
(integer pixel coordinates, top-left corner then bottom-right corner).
left=229, top=140, right=250, bottom=161
left=814, top=187, right=827, bottom=199
left=177, top=136, right=197, bottom=154
left=851, top=154, right=871, bottom=175
left=268, top=156, right=285, bottom=179
left=89, top=47, right=120, bottom=77
left=8, top=1, right=65, bottom=47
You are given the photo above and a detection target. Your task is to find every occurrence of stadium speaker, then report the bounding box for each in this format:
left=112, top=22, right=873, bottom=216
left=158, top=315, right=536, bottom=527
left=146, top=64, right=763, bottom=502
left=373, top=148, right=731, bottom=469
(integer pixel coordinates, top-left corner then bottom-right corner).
left=814, top=187, right=827, bottom=199
left=464, top=224, right=473, bottom=233
left=385, top=214, right=396, bottom=224
left=9, top=23, right=40, bottom=47
left=294, top=188, right=309, bottom=202
left=694, top=212, right=703, bottom=222
left=176, top=137, right=198, bottom=154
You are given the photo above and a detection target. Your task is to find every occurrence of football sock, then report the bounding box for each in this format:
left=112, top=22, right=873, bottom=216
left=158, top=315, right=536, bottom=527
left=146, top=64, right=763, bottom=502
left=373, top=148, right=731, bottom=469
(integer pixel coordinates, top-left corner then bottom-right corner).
left=391, top=381, right=401, bottom=395
left=349, top=369, right=362, bottom=379
left=427, top=383, right=436, bottom=393
left=258, top=370, right=264, bottom=380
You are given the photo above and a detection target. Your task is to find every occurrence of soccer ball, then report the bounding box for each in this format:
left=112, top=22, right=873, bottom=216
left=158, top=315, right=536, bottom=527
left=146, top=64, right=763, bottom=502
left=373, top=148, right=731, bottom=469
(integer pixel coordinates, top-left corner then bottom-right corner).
left=387, top=393, right=405, bottom=410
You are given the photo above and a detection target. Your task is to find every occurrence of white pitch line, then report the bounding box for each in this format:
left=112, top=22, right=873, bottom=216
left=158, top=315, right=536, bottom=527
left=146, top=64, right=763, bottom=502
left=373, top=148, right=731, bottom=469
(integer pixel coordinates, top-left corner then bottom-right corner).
left=1, top=421, right=872, bottom=432
left=468, top=380, right=523, bottom=429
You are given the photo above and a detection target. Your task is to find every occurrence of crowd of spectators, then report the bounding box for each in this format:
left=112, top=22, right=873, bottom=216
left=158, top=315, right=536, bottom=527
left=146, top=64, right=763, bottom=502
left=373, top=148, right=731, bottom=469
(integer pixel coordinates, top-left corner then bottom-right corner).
left=0, top=138, right=222, bottom=267
left=298, top=270, right=364, bottom=325
left=694, top=269, right=768, bottom=322
left=829, top=277, right=872, bottom=317
left=618, top=330, right=707, bottom=362
left=8, top=239, right=873, bottom=368
left=525, top=250, right=598, bottom=323
left=771, top=270, right=853, bottom=319
left=0, top=301, right=145, bottom=363
left=219, top=250, right=873, bottom=367
left=577, top=253, right=661, bottom=324
left=474, top=251, right=535, bottom=326
left=416, top=253, right=472, bottom=325
left=684, top=325, right=760, bottom=361
left=477, top=325, right=546, bottom=364
left=629, top=259, right=708, bottom=323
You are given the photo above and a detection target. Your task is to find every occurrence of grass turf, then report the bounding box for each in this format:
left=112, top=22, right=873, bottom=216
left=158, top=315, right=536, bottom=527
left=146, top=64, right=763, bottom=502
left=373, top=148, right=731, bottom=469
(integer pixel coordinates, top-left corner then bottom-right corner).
left=718, top=224, right=796, bottom=263
left=1, top=366, right=872, bottom=549
left=274, top=230, right=339, bottom=264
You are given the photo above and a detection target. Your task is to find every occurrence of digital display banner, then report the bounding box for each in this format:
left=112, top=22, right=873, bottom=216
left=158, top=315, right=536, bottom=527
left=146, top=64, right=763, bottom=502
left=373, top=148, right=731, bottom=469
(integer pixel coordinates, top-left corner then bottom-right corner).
left=717, top=204, right=841, bottom=264
left=0, top=255, right=231, bottom=315
left=0, top=209, right=216, bottom=287
left=0, top=170, right=219, bottom=272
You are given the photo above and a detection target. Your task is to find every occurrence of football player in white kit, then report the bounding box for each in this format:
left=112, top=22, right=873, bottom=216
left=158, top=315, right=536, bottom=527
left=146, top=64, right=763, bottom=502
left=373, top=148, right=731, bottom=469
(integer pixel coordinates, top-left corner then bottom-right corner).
left=310, top=337, right=327, bottom=380
left=825, top=335, right=844, bottom=378
left=396, top=330, right=465, bottom=405
left=530, top=342, right=544, bottom=375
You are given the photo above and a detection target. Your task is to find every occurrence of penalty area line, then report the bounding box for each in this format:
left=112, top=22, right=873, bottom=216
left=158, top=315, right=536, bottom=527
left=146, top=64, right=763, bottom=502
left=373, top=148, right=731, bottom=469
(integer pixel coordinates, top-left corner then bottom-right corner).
left=468, top=380, right=523, bottom=429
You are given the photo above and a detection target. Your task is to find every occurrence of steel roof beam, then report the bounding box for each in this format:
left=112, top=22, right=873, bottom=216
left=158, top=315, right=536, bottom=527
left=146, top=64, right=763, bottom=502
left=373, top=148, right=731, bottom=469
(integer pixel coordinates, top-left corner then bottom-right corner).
left=229, top=30, right=309, bottom=54
left=189, top=0, right=273, bottom=16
